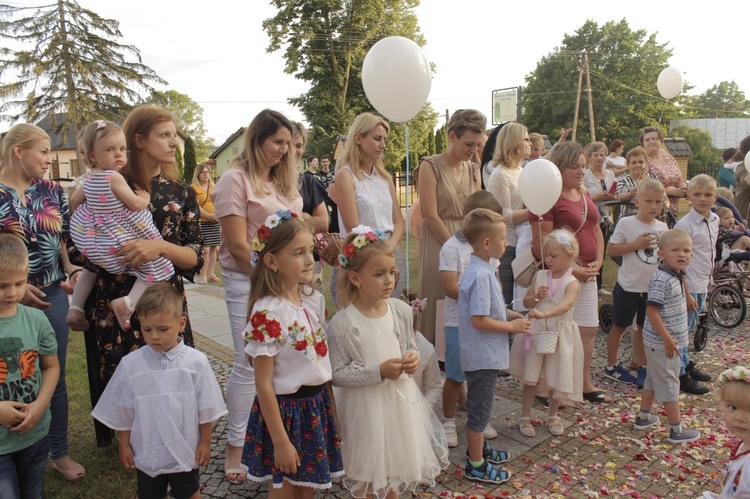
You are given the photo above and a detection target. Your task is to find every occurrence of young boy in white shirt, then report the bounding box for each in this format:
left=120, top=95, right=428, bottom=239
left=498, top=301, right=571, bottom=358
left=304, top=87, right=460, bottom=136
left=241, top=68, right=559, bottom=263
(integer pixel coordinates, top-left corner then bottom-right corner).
left=605, top=178, right=668, bottom=388
left=673, top=174, right=718, bottom=395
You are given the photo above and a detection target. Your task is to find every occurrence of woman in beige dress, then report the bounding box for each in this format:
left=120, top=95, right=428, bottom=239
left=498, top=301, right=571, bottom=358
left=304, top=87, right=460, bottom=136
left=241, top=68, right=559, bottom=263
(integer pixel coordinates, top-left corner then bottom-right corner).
left=416, top=109, right=484, bottom=343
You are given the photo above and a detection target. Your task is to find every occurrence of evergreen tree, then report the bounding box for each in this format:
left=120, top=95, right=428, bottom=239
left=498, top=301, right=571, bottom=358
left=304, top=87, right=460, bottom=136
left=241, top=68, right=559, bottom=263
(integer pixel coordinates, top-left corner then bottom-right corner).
left=175, top=146, right=184, bottom=180
left=435, top=126, right=447, bottom=153
left=183, top=137, right=197, bottom=183
left=0, top=0, right=165, bottom=136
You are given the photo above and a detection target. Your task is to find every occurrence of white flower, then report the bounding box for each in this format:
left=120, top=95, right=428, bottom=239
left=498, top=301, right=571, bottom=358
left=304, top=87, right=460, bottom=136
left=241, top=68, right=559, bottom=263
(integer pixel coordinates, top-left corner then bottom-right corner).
left=266, top=214, right=281, bottom=228
left=352, top=235, right=367, bottom=248
left=352, top=225, right=373, bottom=235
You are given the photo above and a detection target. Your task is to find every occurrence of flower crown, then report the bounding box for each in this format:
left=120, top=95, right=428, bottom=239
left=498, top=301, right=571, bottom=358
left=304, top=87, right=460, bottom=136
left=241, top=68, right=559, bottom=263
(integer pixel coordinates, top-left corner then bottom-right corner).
left=338, top=225, right=385, bottom=268
left=250, top=210, right=301, bottom=266
left=717, top=366, right=750, bottom=384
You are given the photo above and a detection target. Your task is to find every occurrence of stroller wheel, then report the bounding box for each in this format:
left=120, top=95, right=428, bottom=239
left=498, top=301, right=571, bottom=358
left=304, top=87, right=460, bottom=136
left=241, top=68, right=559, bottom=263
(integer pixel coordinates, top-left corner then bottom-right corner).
left=694, top=313, right=709, bottom=351
left=599, top=303, right=614, bottom=334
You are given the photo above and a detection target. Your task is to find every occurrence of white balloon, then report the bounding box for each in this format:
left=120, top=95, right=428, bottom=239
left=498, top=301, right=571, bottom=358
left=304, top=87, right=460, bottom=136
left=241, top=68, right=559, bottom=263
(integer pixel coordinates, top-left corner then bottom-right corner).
left=657, top=66, right=684, bottom=100
left=518, top=159, right=562, bottom=216
left=362, top=37, right=432, bottom=123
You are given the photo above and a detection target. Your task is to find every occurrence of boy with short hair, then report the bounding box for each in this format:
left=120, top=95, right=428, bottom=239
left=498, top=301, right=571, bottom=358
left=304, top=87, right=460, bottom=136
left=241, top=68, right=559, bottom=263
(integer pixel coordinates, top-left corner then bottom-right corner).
left=458, top=208, right=530, bottom=484
left=93, top=282, right=227, bottom=499
left=439, top=190, right=503, bottom=447
left=634, top=229, right=700, bottom=443
left=0, top=233, right=60, bottom=498
left=605, top=178, right=668, bottom=388
left=674, top=174, right=718, bottom=395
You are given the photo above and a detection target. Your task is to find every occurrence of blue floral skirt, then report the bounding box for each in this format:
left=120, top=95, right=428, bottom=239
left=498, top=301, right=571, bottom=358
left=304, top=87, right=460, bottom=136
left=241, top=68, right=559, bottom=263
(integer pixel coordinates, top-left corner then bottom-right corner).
left=242, top=386, right=344, bottom=489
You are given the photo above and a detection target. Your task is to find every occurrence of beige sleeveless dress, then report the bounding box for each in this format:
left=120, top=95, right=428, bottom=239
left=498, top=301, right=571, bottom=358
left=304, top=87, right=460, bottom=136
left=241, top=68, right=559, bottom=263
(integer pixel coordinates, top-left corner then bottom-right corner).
left=417, top=155, right=478, bottom=343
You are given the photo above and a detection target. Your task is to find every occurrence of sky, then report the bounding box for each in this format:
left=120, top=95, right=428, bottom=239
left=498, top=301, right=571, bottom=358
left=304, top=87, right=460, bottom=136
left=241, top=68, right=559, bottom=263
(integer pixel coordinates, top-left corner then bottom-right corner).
left=4, top=0, right=749, bottom=146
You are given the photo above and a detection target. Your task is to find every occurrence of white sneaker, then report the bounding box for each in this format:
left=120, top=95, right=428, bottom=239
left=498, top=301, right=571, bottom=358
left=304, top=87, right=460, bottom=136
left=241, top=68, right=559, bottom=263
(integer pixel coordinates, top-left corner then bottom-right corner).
left=483, top=424, right=498, bottom=439
left=442, top=419, right=458, bottom=447
left=598, top=289, right=613, bottom=297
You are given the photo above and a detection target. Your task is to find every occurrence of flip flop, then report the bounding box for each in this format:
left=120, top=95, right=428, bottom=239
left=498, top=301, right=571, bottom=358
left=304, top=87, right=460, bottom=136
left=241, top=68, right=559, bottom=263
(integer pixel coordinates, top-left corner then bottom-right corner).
left=583, top=390, right=612, bottom=403
left=51, top=461, right=85, bottom=482
left=224, top=467, right=246, bottom=484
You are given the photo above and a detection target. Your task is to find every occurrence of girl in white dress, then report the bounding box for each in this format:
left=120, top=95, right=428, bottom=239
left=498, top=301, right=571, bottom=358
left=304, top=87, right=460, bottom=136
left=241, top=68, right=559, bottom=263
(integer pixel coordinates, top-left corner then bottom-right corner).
left=328, top=226, right=449, bottom=499
left=241, top=211, right=343, bottom=497
left=509, top=229, right=584, bottom=438
left=703, top=366, right=750, bottom=498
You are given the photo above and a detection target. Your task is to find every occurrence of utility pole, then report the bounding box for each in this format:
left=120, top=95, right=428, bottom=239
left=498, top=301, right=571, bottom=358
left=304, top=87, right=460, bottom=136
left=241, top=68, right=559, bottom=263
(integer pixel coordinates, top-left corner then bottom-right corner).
left=584, top=50, right=596, bottom=142
left=572, top=51, right=584, bottom=142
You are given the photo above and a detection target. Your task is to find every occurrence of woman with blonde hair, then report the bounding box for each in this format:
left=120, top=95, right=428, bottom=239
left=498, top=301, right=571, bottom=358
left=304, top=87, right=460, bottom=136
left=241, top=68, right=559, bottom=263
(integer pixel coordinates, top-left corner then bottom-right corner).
left=332, top=112, right=406, bottom=300
left=69, top=104, right=204, bottom=448
left=212, top=108, right=303, bottom=484
left=0, top=123, right=86, bottom=480
left=416, top=109, right=483, bottom=344
left=191, top=163, right=221, bottom=284
left=487, top=122, right=531, bottom=306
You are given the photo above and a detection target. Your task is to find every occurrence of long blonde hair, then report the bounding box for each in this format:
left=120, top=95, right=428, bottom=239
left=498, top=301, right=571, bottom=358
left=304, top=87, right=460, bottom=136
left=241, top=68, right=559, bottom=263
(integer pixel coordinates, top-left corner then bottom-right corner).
left=191, top=163, right=213, bottom=188
left=122, top=104, right=180, bottom=193
left=491, top=122, right=527, bottom=169
left=230, top=109, right=299, bottom=201
left=335, top=112, right=390, bottom=180
left=0, top=124, right=50, bottom=177
left=548, top=141, right=585, bottom=194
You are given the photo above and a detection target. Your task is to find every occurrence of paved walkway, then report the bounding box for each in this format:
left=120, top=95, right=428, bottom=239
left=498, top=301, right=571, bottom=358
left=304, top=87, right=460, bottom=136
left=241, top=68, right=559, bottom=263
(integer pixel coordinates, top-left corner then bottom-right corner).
left=186, top=282, right=743, bottom=498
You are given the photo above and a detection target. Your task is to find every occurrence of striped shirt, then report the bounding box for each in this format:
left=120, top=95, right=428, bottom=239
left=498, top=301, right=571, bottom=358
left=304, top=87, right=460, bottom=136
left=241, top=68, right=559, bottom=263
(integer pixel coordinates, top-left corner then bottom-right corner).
left=642, top=264, right=688, bottom=350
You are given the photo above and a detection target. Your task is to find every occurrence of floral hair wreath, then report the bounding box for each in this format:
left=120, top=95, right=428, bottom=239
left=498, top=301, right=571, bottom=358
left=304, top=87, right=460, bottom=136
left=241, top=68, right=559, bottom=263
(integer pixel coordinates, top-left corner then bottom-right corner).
left=338, top=225, right=385, bottom=268
left=717, top=366, right=750, bottom=384
left=250, top=210, right=301, bottom=266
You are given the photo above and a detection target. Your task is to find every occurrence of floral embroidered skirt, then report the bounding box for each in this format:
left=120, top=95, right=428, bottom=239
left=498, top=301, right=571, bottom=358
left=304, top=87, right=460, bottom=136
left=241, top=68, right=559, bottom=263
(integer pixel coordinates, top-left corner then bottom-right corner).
left=242, top=387, right=344, bottom=489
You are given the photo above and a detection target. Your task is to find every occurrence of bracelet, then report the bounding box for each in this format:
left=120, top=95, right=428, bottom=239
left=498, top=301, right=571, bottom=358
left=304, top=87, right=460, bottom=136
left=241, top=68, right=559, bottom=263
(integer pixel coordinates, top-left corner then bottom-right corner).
left=69, top=268, right=82, bottom=278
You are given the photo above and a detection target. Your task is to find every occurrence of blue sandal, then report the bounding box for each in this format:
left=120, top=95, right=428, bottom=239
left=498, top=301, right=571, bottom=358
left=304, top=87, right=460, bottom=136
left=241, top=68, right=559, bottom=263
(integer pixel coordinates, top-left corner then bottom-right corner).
left=466, top=442, right=510, bottom=465
left=464, top=461, right=511, bottom=484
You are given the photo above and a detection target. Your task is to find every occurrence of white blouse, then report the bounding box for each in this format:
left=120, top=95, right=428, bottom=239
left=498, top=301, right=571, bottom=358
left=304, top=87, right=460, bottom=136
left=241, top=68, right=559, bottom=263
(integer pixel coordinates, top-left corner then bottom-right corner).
left=337, top=165, right=394, bottom=236
left=244, top=291, right=332, bottom=395
left=91, top=342, right=227, bottom=477
left=487, top=164, right=524, bottom=246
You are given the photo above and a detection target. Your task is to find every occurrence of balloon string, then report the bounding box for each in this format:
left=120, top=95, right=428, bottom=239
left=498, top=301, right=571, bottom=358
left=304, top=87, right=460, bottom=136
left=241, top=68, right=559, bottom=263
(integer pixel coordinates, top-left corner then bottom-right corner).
left=404, top=123, right=410, bottom=289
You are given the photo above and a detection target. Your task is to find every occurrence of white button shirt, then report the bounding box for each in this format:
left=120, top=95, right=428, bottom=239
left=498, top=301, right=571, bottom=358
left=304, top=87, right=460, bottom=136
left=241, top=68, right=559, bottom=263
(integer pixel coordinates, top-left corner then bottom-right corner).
left=674, top=208, right=719, bottom=294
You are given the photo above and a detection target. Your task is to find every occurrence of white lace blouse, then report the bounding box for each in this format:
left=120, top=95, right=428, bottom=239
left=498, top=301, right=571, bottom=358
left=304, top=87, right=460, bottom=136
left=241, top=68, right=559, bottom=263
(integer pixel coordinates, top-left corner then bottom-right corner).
left=244, top=291, right=332, bottom=395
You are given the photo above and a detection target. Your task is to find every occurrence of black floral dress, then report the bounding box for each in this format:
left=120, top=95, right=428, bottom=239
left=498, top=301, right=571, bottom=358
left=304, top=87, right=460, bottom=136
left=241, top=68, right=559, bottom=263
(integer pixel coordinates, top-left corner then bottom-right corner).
left=70, top=173, right=204, bottom=445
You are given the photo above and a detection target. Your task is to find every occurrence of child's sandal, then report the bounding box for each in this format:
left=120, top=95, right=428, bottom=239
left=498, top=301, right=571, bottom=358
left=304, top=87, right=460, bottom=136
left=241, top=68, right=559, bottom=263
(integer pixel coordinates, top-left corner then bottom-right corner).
left=547, top=416, right=564, bottom=436
left=518, top=417, right=536, bottom=437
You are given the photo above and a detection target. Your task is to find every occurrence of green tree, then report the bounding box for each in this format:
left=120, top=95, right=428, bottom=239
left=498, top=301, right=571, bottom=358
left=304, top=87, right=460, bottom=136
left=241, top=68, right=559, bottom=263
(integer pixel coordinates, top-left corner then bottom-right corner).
left=435, top=126, right=447, bottom=153
left=146, top=90, right=213, bottom=161
left=264, top=0, right=436, bottom=160
left=175, top=145, right=184, bottom=180
left=0, top=0, right=164, bottom=136
left=684, top=81, right=750, bottom=118
left=670, top=124, right=722, bottom=172
left=182, top=137, right=197, bottom=183
left=522, top=19, right=686, bottom=146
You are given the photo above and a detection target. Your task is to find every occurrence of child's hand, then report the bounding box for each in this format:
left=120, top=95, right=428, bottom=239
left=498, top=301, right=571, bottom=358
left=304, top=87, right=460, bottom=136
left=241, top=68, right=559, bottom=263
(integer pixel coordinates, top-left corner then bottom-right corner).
left=508, top=317, right=531, bottom=334
left=0, top=401, right=26, bottom=428
left=687, top=295, right=697, bottom=312
left=134, top=189, right=151, bottom=202
left=527, top=308, right=546, bottom=320
left=635, top=232, right=658, bottom=250
left=119, top=443, right=135, bottom=470
left=402, top=352, right=419, bottom=375
left=11, top=400, right=44, bottom=434
left=195, top=441, right=211, bottom=467
left=663, top=337, right=679, bottom=359
left=274, top=439, right=300, bottom=475
left=380, top=358, right=404, bottom=380
left=507, top=310, right=525, bottom=320
left=536, top=285, right=549, bottom=301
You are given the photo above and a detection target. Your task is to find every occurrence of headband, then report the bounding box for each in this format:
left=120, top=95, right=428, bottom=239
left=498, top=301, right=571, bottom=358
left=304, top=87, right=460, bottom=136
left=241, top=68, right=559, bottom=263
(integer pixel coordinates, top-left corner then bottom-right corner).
left=338, top=225, right=385, bottom=268
left=717, top=366, right=749, bottom=384
left=250, top=210, right=301, bottom=266
left=549, top=229, right=575, bottom=247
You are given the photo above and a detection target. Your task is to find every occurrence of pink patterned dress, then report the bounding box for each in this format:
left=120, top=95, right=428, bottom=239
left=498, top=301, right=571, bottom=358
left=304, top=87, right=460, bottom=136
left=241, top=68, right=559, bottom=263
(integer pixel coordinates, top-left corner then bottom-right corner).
left=647, top=151, right=683, bottom=216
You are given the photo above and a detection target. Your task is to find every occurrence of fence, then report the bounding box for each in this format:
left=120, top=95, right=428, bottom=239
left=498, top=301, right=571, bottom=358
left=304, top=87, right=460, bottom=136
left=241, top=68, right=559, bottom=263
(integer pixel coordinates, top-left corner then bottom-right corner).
left=687, top=163, right=721, bottom=179
left=392, top=171, right=418, bottom=210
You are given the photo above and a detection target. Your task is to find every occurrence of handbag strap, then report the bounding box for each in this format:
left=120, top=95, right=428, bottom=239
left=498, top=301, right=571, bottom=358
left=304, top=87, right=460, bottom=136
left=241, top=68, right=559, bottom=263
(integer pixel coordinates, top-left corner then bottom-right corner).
left=573, top=194, right=588, bottom=235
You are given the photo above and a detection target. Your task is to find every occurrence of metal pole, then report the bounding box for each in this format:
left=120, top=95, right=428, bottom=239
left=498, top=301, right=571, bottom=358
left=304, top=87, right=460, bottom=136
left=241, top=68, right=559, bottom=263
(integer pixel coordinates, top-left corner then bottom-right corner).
left=572, top=51, right=584, bottom=142
left=585, top=50, right=596, bottom=142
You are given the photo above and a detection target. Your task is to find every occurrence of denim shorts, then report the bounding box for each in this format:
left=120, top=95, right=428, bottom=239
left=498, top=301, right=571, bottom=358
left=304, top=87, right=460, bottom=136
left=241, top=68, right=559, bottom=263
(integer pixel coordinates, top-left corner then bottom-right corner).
left=444, top=327, right=466, bottom=383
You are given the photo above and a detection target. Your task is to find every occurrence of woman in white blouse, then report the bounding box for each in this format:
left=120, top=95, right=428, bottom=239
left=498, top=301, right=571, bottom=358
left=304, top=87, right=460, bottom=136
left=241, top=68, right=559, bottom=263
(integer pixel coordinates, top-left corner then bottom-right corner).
left=487, top=123, right=531, bottom=307
left=331, top=113, right=405, bottom=300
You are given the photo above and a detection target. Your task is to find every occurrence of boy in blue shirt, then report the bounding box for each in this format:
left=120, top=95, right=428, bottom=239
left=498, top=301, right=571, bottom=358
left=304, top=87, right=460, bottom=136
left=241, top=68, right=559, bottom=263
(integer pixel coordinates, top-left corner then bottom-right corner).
left=458, top=208, right=530, bottom=484
left=0, top=234, right=59, bottom=499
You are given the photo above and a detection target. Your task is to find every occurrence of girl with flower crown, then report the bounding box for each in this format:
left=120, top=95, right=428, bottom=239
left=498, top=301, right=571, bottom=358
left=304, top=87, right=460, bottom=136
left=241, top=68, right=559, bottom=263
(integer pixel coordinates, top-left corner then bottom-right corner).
left=241, top=210, right=343, bottom=496
left=509, top=228, right=584, bottom=438
left=703, top=366, right=750, bottom=498
left=328, top=225, right=448, bottom=498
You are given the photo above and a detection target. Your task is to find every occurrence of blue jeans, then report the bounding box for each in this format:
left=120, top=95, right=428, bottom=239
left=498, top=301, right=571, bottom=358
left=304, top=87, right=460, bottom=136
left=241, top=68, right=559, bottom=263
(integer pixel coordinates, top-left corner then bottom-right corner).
left=0, top=435, right=49, bottom=499
left=40, top=283, right=70, bottom=460
left=680, top=292, right=706, bottom=376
